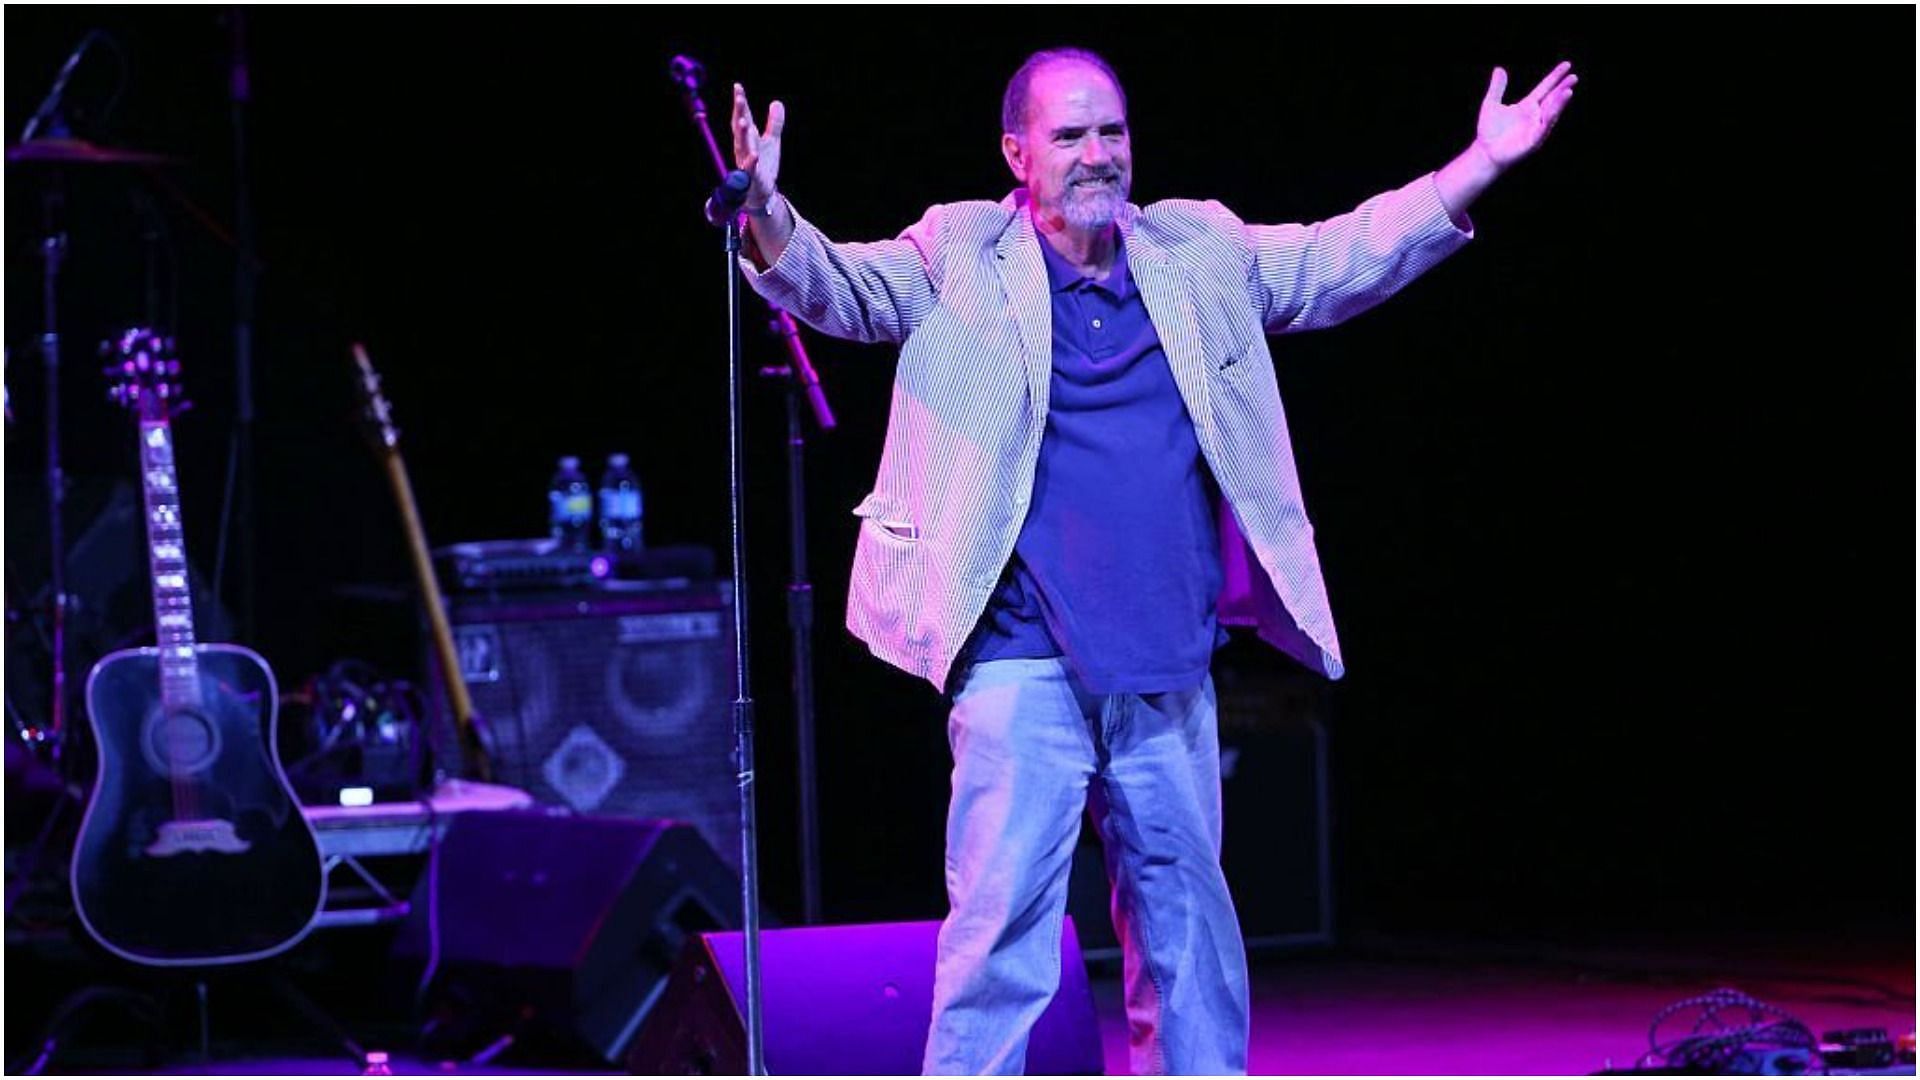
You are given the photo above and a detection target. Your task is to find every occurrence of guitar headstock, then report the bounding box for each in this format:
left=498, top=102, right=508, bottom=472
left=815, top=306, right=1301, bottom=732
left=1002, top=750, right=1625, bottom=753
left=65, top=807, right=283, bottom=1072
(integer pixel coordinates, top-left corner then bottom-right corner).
left=349, top=343, right=399, bottom=452
left=103, top=329, right=184, bottom=422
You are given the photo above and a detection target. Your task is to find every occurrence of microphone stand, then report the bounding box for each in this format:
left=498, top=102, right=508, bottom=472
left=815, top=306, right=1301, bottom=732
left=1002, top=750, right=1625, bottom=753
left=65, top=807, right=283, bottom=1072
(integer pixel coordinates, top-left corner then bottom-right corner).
left=671, top=57, right=828, bottom=927
left=720, top=212, right=767, bottom=1077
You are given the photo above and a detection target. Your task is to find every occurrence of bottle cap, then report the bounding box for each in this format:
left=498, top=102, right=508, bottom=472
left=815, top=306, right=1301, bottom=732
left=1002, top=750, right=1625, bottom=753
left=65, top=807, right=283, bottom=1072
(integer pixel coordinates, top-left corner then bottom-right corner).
left=608, top=453, right=629, bottom=468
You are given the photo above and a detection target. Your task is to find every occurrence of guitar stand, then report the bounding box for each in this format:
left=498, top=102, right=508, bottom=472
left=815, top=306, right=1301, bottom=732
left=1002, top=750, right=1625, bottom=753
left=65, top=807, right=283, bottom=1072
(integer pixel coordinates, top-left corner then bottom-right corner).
left=19, top=966, right=379, bottom=1074
left=194, top=981, right=209, bottom=1060
left=168, top=970, right=366, bottom=1068
left=176, top=968, right=380, bottom=1071
left=12, top=984, right=166, bottom=1075
left=265, top=971, right=378, bottom=1069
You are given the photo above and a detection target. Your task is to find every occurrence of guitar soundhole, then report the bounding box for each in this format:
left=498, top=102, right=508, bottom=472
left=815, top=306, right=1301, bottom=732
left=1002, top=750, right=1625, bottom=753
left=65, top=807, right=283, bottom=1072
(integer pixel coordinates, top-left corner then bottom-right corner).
left=142, top=710, right=222, bottom=777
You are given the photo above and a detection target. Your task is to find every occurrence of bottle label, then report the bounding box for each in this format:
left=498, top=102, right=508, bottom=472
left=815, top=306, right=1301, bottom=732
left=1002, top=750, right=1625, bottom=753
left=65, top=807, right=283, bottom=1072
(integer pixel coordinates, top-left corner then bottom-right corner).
left=600, top=490, right=641, bottom=519
left=554, top=492, right=591, bottom=525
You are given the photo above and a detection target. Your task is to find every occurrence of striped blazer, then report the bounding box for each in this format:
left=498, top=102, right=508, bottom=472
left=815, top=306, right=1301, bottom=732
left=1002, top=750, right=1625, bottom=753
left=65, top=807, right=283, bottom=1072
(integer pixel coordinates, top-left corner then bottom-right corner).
left=743, top=174, right=1471, bottom=692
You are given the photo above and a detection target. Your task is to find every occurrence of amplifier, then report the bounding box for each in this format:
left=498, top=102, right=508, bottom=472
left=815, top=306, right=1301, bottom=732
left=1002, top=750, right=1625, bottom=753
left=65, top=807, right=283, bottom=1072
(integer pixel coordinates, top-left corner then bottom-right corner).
left=433, top=539, right=715, bottom=593
left=427, top=582, right=741, bottom=874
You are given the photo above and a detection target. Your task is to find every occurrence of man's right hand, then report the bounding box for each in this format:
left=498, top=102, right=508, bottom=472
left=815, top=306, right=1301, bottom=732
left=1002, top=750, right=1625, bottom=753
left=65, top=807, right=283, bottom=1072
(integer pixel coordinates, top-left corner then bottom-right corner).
left=732, top=83, right=785, bottom=210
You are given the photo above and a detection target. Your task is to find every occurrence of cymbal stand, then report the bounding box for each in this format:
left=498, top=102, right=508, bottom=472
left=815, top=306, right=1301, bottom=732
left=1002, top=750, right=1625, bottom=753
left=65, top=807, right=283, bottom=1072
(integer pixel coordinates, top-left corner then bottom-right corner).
left=28, top=178, right=70, bottom=759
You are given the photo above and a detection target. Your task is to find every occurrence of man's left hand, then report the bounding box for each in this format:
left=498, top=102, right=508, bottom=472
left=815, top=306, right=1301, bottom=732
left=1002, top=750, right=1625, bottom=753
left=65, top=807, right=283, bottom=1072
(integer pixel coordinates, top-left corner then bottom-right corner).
left=1475, top=61, right=1579, bottom=170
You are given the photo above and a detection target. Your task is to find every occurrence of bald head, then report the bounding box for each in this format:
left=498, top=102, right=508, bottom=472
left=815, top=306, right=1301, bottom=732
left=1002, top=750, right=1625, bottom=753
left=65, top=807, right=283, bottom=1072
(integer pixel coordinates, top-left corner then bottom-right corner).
left=1001, top=48, right=1128, bottom=136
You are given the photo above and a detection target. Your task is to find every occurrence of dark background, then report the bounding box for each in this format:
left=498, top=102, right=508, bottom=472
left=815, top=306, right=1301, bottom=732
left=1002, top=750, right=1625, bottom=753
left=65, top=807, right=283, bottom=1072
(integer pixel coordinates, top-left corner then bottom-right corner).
left=6, top=9, right=1912, bottom=943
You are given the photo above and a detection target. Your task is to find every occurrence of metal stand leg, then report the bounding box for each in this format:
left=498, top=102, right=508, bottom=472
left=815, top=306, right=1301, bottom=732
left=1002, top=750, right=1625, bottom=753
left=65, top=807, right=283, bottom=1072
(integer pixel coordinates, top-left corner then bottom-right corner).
left=270, top=974, right=370, bottom=1067
left=194, top=981, right=209, bottom=1062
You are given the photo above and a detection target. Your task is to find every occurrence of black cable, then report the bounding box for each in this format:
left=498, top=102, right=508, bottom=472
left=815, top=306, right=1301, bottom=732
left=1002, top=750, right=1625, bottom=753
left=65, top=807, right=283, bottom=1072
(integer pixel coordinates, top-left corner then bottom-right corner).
left=286, top=662, right=427, bottom=788
left=1638, top=987, right=1822, bottom=1072
left=212, top=427, right=239, bottom=613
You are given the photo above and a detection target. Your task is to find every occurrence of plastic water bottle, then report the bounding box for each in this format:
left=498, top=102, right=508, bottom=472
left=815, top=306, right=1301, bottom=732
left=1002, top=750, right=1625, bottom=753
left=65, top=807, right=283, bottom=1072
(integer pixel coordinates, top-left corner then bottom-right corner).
left=548, top=456, right=592, bottom=551
left=598, top=453, right=644, bottom=554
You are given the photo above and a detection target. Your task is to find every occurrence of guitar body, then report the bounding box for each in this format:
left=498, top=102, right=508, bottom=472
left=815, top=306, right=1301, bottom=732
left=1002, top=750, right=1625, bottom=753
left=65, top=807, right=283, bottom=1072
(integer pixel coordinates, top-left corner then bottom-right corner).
left=73, top=643, right=324, bottom=965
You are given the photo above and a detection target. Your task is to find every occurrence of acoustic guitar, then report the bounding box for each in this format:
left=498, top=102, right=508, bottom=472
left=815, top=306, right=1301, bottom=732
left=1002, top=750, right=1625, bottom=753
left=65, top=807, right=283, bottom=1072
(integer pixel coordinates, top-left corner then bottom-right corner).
left=72, top=329, right=325, bottom=965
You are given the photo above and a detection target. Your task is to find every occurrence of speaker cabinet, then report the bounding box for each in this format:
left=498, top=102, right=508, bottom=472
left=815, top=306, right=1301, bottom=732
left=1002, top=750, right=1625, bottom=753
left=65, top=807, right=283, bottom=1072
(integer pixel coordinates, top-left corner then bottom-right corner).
left=1069, top=650, right=1334, bottom=958
left=431, top=584, right=740, bottom=873
left=391, top=809, right=740, bottom=1065
left=626, top=919, right=1105, bottom=1075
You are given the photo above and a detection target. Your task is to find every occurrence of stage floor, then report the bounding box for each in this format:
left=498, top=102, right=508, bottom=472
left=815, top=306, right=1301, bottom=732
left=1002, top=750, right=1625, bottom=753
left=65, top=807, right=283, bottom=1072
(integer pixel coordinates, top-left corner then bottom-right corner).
left=1103, top=934, right=1915, bottom=1075
left=35, top=932, right=1918, bottom=1075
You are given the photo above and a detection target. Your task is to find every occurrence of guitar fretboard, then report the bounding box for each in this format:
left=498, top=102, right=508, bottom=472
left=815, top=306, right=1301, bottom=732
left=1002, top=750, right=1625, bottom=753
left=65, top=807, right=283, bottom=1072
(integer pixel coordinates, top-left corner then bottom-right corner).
left=139, top=420, right=202, bottom=710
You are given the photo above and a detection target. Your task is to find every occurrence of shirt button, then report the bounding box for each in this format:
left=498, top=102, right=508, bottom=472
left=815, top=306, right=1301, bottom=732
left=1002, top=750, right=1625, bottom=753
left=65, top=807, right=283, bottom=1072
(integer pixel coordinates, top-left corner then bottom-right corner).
left=1091, top=318, right=1103, bottom=329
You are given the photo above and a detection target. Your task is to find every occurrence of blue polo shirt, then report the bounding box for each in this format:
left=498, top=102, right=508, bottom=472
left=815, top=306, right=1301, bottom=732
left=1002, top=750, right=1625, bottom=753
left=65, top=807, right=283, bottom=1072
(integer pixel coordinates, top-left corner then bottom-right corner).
left=963, top=230, right=1223, bottom=694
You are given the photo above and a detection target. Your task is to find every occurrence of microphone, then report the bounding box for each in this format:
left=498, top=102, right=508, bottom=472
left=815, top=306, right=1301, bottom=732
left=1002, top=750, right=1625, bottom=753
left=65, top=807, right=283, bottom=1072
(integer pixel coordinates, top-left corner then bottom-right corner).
left=668, top=54, right=706, bottom=94
left=704, top=169, right=753, bottom=227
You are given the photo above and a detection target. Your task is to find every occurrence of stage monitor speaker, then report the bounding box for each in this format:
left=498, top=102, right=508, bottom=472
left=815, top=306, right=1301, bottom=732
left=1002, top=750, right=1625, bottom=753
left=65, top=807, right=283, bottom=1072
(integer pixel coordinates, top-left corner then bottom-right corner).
left=625, top=919, right=1105, bottom=1075
left=391, top=809, right=741, bottom=1066
left=1068, top=648, right=1334, bottom=959
left=431, top=583, right=740, bottom=873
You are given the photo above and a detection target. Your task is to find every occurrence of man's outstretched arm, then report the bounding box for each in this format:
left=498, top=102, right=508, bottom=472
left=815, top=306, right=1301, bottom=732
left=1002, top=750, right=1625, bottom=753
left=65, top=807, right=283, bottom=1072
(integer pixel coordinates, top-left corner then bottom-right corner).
left=729, top=83, right=938, bottom=346
left=1241, top=60, right=1578, bottom=333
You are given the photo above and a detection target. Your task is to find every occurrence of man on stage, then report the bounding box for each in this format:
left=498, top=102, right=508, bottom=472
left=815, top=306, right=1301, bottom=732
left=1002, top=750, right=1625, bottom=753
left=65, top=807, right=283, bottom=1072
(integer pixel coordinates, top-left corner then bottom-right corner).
left=729, top=47, right=1576, bottom=1075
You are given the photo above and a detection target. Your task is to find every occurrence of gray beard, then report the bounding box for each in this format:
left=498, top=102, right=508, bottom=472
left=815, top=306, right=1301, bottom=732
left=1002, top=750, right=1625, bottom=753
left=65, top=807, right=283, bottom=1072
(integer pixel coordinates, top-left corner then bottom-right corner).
left=1058, top=179, right=1127, bottom=231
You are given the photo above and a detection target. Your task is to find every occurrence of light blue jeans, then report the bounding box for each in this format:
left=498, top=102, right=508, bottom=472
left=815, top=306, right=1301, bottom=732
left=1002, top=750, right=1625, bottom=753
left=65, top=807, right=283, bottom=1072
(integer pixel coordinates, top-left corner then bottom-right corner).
left=923, top=658, right=1250, bottom=1075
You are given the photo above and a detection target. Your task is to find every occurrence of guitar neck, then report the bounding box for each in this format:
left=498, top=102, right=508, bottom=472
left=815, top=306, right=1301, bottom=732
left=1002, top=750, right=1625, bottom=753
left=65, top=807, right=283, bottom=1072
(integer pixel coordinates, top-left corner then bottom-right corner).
left=139, top=418, right=203, bottom=711
left=381, top=451, right=487, bottom=779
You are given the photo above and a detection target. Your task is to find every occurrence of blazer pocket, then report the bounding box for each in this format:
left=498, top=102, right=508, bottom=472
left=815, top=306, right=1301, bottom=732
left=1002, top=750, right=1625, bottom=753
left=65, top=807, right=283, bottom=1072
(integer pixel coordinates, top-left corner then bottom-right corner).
left=853, top=493, right=921, bottom=543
